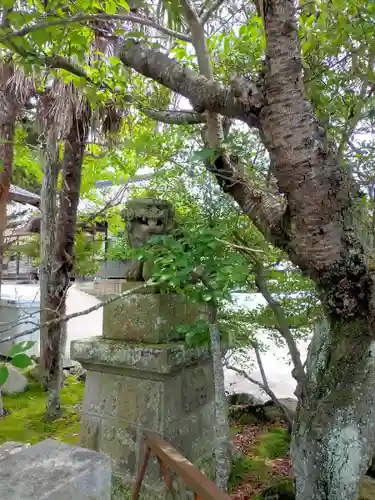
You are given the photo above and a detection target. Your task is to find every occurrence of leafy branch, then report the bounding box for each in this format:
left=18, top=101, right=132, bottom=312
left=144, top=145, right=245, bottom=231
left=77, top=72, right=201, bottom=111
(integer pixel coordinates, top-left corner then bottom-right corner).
left=0, top=13, right=191, bottom=44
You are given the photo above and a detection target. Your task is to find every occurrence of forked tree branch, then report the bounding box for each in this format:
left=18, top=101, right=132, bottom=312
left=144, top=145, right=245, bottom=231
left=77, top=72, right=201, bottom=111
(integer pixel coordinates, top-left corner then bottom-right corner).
left=118, top=40, right=264, bottom=127
left=201, top=0, right=226, bottom=24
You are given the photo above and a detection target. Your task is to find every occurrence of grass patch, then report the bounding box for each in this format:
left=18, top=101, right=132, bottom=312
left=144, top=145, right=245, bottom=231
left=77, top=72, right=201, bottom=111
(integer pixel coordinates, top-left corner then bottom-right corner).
left=0, top=376, right=84, bottom=446
left=229, top=455, right=272, bottom=491
left=254, top=427, right=290, bottom=460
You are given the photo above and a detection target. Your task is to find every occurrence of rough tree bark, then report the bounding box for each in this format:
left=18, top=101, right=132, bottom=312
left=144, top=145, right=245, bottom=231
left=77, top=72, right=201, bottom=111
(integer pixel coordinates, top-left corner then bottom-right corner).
left=208, top=304, right=230, bottom=491
left=39, top=141, right=59, bottom=391
left=117, top=0, right=375, bottom=497
left=0, top=119, right=15, bottom=296
left=42, top=109, right=89, bottom=419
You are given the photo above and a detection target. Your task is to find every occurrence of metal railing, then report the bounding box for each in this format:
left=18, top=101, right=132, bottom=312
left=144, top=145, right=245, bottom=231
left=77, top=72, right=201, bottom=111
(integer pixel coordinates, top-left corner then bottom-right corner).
left=131, top=433, right=231, bottom=500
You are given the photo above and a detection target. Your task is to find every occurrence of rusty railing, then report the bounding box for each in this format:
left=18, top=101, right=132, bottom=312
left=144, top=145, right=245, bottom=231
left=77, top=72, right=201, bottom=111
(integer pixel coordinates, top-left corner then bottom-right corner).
left=131, top=433, right=231, bottom=500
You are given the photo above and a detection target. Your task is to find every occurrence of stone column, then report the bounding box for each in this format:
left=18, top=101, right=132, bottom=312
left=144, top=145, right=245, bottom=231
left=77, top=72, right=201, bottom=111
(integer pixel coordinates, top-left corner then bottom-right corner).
left=71, top=283, right=215, bottom=498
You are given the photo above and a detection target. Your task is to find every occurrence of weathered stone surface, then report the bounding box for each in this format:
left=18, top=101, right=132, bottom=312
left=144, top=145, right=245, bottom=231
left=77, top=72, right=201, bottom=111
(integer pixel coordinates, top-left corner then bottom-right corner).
left=75, top=345, right=215, bottom=495
left=122, top=198, right=174, bottom=282
left=72, top=282, right=215, bottom=498
left=99, top=419, right=138, bottom=479
left=88, top=279, right=158, bottom=299
left=1, top=365, right=28, bottom=395
left=0, top=438, right=111, bottom=500
left=62, top=358, right=86, bottom=381
left=103, top=291, right=207, bottom=343
left=83, top=371, right=163, bottom=429
left=71, top=337, right=211, bottom=374
left=0, top=442, right=29, bottom=461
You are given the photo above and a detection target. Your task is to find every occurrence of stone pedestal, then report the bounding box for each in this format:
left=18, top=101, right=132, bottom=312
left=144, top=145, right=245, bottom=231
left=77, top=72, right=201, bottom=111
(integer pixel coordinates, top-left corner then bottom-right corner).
left=71, top=287, right=214, bottom=498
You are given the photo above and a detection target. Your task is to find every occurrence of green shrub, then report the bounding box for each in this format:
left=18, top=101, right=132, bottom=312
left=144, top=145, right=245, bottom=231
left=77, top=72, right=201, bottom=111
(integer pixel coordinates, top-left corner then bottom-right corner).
left=255, top=427, right=290, bottom=459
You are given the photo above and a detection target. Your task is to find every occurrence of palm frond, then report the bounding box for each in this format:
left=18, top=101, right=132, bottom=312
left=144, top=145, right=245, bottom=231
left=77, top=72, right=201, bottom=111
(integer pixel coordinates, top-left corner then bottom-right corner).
left=0, top=61, right=35, bottom=125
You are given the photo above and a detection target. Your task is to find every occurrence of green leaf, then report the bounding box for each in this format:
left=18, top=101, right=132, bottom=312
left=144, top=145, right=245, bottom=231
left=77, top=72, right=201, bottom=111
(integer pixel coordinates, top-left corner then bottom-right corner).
left=191, top=148, right=218, bottom=162
left=11, top=353, right=32, bottom=369
left=202, top=291, right=213, bottom=302
left=8, top=340, right=35, bottom=357
left=0, top=365, right=9, bottom=386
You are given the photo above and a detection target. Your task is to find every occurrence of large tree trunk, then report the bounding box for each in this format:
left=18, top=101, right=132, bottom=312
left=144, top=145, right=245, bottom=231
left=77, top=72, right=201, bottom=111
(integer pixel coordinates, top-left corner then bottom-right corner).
left=291, top=318, right=375, bottom=500
left=116, top=2, right=375, bottom=498
left=43, top=111, right=89, bottom=419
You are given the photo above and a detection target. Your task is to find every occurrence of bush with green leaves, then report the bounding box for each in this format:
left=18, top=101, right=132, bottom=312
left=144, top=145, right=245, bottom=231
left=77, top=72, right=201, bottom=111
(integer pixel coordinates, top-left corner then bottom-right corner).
left=106, top=234, right=132, bottom=261
left=137, top=223, right=250, bottom=303
left=0, top=340, right=35, bottom=386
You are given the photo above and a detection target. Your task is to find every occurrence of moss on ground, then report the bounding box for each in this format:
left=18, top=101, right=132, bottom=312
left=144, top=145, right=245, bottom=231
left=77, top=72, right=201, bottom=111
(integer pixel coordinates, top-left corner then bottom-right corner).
left=253, top=478, right=295, bottom=499
left=255, top=427, right=290, bottom=460
left=229, top=455, right=272, bottom=492
left=230, top=426, right=291, bottom=496
left=0, top=376, right=84, bottom=446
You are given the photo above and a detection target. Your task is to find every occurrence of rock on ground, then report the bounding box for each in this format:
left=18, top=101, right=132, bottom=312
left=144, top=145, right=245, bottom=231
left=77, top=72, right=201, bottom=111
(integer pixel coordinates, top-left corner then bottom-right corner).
left=62, top=358, right=86, bottom=381
left=0, top=442, right=30, bottom=461
left=1, top=365, right=28, bottom=395
left=227, top=392, right=262, bottom=406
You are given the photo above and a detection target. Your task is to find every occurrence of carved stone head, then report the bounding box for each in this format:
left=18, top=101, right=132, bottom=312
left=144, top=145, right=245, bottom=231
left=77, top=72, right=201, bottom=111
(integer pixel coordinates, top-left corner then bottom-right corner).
left=123, top=198, right=174, bottom=249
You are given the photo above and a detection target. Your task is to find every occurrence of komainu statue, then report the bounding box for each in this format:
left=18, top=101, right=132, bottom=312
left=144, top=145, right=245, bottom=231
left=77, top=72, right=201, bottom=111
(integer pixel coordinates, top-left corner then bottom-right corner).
left=122, top=198, right=174, bottom=281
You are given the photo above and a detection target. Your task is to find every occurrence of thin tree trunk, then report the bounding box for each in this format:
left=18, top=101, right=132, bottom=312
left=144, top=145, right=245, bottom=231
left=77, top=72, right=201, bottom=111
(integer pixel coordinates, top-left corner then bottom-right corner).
left=0, top=120, right=15, bottom=297
left=208, top=304, right=230, bottom=492
left=253, top=342, right=294, bottom=430
left=0, top=389, right=4, bottom=418
left=291, top=317, right=375, bottom=500
left=43, top=112, right=89, bottom=419
left=39, top=142, right=59, bottom=388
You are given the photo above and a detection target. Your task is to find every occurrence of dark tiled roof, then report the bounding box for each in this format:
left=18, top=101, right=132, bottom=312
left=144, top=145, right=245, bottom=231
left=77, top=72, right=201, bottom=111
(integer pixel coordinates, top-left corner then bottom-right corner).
left=8, top=185, right=40, bottom=206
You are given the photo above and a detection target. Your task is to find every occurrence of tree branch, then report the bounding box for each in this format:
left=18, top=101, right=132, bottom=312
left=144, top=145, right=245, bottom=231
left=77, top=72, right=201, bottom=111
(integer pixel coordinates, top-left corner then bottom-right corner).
left=201, top=0, right=226, bottom=25
left=243, top=251, right=305, bottom=395
left=118, top=40, right=263, bottom=127
left=0, top=13, right=191, bottom=44
left=0, top=281, right=156, bottom=345
left=225, top=360, right=293, bottom=427
left=119, top=34, right=287, bottom=248
left=337, top=56, right=375, bottom=165
left=141, top=108, right=206, bottom=124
